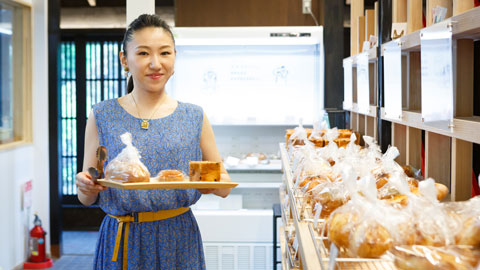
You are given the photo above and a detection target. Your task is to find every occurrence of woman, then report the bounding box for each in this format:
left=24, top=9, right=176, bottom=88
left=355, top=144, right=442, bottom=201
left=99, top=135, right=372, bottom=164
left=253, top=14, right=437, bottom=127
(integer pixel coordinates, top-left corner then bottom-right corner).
left=75, top=14, right=231, bottom=269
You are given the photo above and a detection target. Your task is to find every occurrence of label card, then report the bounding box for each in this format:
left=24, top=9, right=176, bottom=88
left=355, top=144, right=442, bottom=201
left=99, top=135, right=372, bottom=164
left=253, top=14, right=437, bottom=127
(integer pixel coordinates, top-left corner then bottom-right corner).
left=421, top=26, right=454, bottom=130
left=384, top=41, right=403, bottom=120
left=343, top=58, right=353, bottom=110
left=356, top=52, right=370, bottom=114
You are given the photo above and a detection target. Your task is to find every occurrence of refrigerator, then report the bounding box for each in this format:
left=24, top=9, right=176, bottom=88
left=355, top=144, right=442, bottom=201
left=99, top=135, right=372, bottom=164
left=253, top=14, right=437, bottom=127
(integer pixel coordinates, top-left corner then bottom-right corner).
left=168, top=26, right=324, bottom=270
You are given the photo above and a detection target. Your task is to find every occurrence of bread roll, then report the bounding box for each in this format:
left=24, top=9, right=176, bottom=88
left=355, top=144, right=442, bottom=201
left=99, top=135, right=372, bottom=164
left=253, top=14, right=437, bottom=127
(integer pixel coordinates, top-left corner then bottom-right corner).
left=158, top=170, right=185, bottom=182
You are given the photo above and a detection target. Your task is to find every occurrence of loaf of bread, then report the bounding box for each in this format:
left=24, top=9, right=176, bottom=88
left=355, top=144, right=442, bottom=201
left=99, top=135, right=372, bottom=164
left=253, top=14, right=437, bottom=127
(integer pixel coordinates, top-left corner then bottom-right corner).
left=105, top=161, right=150, bottom=183
left=189, top=161, right=221, bottom=182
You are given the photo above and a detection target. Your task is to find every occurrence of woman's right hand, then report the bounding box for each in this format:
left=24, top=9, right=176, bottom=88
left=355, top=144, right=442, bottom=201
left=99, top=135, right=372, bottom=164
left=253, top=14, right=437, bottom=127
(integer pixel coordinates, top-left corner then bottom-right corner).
left=76, top=171, right=107, bottom=196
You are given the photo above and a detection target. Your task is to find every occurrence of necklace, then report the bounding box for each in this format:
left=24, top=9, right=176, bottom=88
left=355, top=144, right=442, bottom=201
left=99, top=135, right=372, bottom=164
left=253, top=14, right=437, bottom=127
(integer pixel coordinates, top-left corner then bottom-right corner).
left=130, top=93, right=163, bottom=130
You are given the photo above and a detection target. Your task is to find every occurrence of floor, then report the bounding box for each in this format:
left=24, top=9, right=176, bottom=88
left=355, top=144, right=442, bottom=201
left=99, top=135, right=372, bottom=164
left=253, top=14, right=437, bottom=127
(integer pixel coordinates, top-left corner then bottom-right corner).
left=47, top=231, right=97, bottom=270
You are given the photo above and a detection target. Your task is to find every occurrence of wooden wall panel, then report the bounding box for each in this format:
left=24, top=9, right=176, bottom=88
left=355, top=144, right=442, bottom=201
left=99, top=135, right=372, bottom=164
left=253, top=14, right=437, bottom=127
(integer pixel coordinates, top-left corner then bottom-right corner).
left=392, top=123, right=407, bottom=165
left=407, top=0, right=423, bottom=33
left=176, top=0, right=322, bottom=26
left=426, top=131, right=451, bottom=189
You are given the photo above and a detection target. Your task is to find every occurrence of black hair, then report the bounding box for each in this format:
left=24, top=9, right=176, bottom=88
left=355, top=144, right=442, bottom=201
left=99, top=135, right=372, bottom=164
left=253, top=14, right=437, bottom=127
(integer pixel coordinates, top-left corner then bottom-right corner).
left=122, top=14, right=175, bottom=93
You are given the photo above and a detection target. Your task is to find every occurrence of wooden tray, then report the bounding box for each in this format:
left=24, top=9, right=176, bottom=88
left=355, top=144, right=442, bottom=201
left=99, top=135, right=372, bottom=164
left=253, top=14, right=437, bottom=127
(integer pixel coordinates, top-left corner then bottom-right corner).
left=97, top=177, right=238, bottom=190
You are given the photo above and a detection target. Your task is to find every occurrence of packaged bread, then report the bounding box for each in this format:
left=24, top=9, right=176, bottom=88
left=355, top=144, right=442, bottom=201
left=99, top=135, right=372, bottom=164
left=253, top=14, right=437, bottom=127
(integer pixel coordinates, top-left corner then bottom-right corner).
left=392, top=245, right=480, bottom=270
left=443, top=196, right=480, bottom=247
left=189, top=161, right=221, bottom=182
left=104, top=132, right=150, bottom=183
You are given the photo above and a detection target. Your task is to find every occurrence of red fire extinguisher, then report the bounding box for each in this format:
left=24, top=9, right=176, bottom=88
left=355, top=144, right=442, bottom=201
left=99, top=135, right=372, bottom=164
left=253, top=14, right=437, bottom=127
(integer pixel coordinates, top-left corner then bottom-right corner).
left=29, top=214, right=46, bottom=262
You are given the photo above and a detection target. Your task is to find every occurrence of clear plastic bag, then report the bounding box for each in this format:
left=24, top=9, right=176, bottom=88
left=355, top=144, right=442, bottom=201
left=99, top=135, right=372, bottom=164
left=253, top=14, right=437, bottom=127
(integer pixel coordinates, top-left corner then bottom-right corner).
left=392, top=245, right=480, bottom=270
left=104, top=132, right=150, bottom=183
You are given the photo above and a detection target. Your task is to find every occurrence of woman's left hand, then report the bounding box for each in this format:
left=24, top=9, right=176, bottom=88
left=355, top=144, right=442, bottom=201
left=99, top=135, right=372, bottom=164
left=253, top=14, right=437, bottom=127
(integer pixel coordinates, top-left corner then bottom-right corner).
left=198, top=188, right=215, bottom=194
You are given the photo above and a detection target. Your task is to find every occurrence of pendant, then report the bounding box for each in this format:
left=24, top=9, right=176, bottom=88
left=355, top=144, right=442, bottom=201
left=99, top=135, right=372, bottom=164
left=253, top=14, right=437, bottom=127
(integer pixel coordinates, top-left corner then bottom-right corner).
left=141, top=120, right=149, bottom=130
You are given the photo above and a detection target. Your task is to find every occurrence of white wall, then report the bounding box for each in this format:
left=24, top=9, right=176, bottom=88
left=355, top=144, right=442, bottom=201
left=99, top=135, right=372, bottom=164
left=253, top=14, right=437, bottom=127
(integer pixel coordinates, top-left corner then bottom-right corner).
left=0, top=0, right=49, bottom=269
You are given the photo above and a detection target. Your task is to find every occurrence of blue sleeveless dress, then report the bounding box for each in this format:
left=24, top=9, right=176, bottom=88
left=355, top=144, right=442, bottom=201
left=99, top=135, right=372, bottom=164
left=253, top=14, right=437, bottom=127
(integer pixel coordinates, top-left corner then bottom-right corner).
left=92, top=98, right=206, bottom=270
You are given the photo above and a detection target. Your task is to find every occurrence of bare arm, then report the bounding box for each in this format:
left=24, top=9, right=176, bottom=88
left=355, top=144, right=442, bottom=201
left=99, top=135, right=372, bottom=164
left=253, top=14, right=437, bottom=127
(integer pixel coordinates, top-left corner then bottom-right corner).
left=199, top=113, right=231, bottom=198
left=76, top=110, right=107, bottom=206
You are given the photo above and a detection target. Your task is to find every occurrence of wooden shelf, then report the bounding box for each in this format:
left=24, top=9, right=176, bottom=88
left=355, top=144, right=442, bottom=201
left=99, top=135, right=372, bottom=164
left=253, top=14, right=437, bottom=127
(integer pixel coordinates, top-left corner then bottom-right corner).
left=381, top=6, right=480, bottom=54
left=344, top=46, right=378, bottom=64
left=381, top=108, right=480, bottom=145
left=349, top=103, right=378, bottom=118
left=280, top=143, right=322, bottom=270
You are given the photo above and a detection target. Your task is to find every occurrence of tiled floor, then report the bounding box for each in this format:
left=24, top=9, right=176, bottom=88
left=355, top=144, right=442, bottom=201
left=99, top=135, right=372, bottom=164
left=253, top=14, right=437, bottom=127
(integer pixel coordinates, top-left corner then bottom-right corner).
left=47, top=231, right=97, bottom=270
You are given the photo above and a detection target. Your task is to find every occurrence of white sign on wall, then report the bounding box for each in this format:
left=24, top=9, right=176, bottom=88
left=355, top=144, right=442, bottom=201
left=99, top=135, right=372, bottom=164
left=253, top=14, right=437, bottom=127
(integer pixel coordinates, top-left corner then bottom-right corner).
left=343, top=58, right=353, bottom=110
left=420, top=26, right=454, bottom=130
left=383, top=41, right=403, bottom=120
left=356, top=52, right=370, bottom=114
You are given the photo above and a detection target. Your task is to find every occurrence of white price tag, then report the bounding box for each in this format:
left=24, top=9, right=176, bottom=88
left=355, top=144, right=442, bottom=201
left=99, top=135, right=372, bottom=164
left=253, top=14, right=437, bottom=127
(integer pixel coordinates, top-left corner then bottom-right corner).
left=343, top=58, right=353, bottom=110
left=420, top=26, right=454, bottom=130
left=357, top=52, right=370, bottom=114
left=384, top=41, right=403, bottom=120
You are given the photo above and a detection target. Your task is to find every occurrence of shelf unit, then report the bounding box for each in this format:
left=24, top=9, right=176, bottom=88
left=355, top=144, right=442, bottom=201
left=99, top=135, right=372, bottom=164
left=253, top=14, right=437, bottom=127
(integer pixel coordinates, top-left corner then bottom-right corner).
left=344, top=4, right=480, bottom=201
left=343, top=46, right=379, bottom=144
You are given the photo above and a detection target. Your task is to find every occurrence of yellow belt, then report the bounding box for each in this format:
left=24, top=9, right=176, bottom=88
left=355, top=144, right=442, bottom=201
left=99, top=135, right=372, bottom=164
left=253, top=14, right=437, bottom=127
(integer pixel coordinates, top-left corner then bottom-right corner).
left=108, top=207, right=190, bottom=270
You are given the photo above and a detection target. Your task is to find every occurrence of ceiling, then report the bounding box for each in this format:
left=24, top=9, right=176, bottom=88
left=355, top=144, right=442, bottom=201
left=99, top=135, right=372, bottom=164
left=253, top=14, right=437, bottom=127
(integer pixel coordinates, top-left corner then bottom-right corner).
left=60, top=0, right=174, bottom=7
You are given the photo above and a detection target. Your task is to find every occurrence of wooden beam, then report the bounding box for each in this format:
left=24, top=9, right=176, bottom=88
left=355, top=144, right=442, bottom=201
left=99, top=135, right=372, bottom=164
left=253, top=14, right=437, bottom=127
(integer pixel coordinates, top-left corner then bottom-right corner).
left=359, top=113, right=366, bottom=145
left=358, top=15, right=366, bottom=53
left=393, top=0, right=407, bottom=22
left=365, top=9, right=375, bottom=42
left=451, top=138, right=472, bottom=201
left=351, top=0, right=364, bottom=55
left=406, top=126, right=422, bottom=169
left=408, top=52, right=422, bottom=111
left=450, top=37, right=474, bottom=201
left=392, top=123, right=407, bottom=165
left=456, top=39, right=474, bottom=117
left=425, top=131, right=451, bottom=191
left=453, top=0, right=475, bottom=15
left=407, top=0, right=423, bottom=33
left=374, top=1, right=379, bottom=38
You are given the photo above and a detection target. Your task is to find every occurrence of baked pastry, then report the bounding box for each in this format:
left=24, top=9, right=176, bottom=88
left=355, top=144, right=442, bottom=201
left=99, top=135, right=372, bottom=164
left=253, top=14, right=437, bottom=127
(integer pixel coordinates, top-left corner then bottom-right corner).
left=105, top=161, right=150, bottom=183
left=350, top=221, right=393, bottom=258
left=328, top=211, right=358, bottom=249
left=189, top=161, right=221, bottom=182
left=392, top=245, right=480, bottom=270
left=158, top=170, right=185, bottom=182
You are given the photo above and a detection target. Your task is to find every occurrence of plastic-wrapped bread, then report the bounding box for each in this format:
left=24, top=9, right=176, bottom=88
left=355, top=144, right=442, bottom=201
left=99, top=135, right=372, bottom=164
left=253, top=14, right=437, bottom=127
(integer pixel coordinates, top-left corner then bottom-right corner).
left=444, top=196, right=480, bottom=247
left=392, top=245, right=480, bottom=270
left=105, top=132, right=150, bottom=183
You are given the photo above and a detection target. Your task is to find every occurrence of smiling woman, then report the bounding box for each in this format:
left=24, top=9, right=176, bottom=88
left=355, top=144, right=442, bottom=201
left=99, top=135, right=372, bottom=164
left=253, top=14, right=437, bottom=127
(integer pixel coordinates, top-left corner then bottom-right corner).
left=0, top=0, right=31, bottom=148
left=75, top=14, right=231, bottom=270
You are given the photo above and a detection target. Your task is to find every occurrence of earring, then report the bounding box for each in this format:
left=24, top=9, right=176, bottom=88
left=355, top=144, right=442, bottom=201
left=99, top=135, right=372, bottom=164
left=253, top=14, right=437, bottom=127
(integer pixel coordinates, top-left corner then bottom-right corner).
left=124, top=67, right=129, bottom=72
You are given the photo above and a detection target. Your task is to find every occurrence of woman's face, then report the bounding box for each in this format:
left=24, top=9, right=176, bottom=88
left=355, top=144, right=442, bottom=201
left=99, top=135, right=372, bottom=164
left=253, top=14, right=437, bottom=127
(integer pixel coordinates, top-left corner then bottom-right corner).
left=121, top=27, right=175, bottom=93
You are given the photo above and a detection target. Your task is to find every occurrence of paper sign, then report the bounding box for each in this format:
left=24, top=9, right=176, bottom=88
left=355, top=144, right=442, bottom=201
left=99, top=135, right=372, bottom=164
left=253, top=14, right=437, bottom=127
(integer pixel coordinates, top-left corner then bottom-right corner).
left=357, top=52, right=370, bottom=114
left=22, top=180, right=32, bottom=210
left=421, top=26, right=454, bottom=130
left=343, top=58, right=353, bottom=110
left=384, top=41, right=403, bottom=120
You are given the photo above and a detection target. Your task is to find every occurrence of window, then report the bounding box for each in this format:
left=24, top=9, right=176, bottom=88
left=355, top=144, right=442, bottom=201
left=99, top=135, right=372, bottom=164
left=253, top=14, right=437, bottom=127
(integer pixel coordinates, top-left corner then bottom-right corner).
left=60, top=39, right=125, bottom=196
left=0, top=1, right=31, bottom=147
